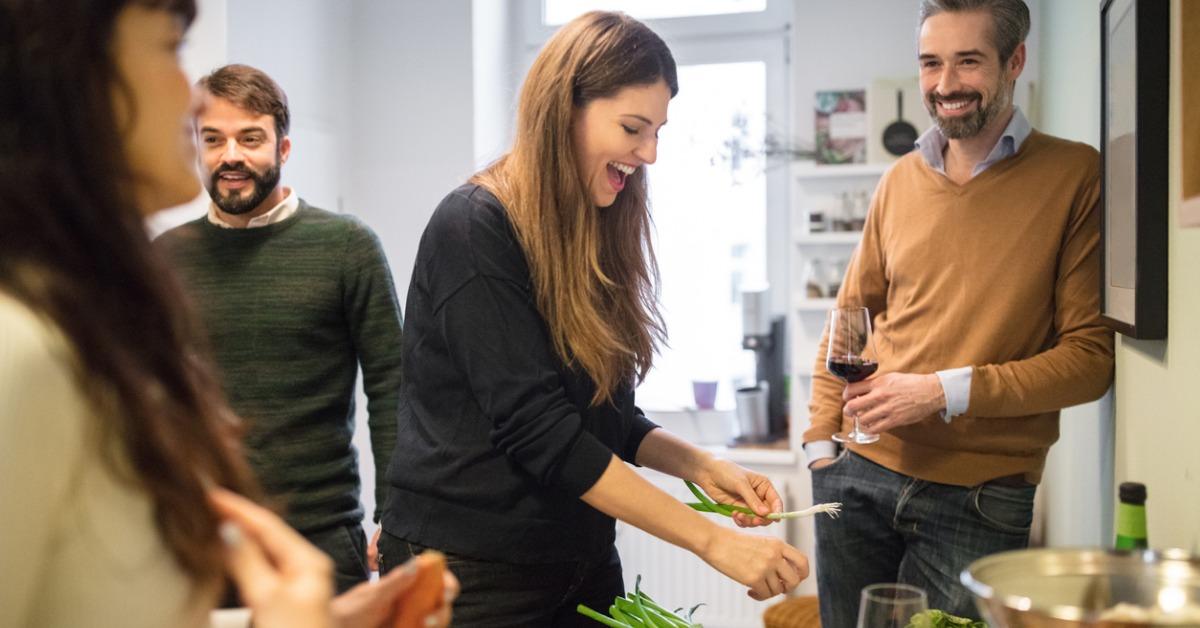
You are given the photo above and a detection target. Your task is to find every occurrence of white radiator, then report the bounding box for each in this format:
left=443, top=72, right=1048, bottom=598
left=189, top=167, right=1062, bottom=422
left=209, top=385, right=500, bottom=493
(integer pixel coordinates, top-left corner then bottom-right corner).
left=613, top=470, right=792, bottom=628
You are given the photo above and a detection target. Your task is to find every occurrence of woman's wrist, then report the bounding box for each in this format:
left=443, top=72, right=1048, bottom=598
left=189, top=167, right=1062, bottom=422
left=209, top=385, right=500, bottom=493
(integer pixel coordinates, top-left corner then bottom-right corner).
left=636, top=428, right=716, bottom=479
left=688, top=447, right=719, bottom=481
left=694, top=453, right=737, bottom=486
left=695, top=517, right=737, bottom=559
left=686, top=510, right=726, bottom=557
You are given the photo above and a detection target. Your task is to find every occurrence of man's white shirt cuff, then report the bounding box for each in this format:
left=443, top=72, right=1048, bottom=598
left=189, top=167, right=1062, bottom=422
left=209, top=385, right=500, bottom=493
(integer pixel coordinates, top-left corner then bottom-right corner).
left=936, top=366, right=973, bottom=423
left=803, top=440, right=839, bottom=467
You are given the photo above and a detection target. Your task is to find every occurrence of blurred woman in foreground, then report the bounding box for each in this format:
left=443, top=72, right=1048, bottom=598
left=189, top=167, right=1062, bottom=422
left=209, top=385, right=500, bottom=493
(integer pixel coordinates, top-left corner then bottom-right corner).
left=0, top=1, right=453, bottom=626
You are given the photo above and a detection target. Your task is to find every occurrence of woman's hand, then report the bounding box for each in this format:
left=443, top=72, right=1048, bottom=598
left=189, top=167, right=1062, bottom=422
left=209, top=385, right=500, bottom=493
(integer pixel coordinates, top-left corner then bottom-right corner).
left=330, top=557, right=460, bottom=628
left=580, top=455, right=808, bottom=601
left=694, top=459, right=784, bottom=527
left=209, top=488, right=334, bottom=628
left=699, top=526, right=809, bottom=600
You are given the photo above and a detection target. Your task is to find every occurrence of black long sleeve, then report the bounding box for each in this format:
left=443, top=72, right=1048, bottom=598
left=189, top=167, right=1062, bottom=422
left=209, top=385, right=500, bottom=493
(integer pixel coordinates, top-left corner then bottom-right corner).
left=383, top=184, right=657, bottom=564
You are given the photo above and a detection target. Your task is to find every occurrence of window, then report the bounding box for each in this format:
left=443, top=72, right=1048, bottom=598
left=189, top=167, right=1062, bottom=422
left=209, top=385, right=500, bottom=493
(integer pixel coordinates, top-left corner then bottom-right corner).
left=520, top=2, right=791, bottom=411
left=542, top=0, right=766, bottom=25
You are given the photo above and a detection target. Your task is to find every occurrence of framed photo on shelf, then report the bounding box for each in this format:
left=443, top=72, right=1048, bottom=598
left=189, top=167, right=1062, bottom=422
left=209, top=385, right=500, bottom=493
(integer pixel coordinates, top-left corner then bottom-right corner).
left=814, top=89, right=866, bottom=165
left=1099, top=0, right=1169, bottom=339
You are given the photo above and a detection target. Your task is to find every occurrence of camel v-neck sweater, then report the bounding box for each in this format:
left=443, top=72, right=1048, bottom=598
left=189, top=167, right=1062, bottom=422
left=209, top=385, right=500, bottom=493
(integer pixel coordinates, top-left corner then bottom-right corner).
left=805, top=130, right=1114, bottom=486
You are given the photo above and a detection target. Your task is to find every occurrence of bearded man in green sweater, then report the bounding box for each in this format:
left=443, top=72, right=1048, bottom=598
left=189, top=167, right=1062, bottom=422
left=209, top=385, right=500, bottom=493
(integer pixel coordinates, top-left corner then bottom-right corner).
left=156, top=65, right=402, bottom=594
left=803, top=1, right=1114, bottom=624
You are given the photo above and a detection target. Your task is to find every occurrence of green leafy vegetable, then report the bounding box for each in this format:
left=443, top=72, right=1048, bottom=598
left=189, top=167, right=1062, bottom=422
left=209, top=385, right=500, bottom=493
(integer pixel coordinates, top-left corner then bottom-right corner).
left=905, top=609, right=988, bottom=628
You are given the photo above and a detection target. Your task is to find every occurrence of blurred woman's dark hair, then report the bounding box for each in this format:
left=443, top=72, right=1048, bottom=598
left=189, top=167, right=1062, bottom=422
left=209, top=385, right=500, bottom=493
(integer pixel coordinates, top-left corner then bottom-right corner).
left=0, top=0, right=259, bottom=586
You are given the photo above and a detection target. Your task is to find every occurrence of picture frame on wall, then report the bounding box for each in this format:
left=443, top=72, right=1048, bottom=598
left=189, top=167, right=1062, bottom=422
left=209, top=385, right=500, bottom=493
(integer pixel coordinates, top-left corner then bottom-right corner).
left=1099, top=0, right=1169, bottom=339
left=1183, top=0, right=1200, bottom=227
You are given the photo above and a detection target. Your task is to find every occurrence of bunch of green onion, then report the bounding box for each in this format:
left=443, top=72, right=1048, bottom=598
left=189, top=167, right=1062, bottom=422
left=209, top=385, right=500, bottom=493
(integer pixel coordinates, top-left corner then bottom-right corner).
left=683, top=480, right=842, bottom=520
left=577, top=575, right=704, bottom=627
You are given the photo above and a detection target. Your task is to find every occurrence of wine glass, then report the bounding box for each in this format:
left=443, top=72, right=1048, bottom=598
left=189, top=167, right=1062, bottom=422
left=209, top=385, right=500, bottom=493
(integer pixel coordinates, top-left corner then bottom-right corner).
left=856, top=583, right=929, bottom=628
left=826, top=306, right=879, bottom=444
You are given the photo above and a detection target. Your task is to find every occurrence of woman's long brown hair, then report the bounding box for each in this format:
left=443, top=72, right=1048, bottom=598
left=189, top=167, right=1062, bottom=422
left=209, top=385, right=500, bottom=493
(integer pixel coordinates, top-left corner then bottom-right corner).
left=0, top=0, right=258, bottom=587
left=473, top=11, right=678, bottom=405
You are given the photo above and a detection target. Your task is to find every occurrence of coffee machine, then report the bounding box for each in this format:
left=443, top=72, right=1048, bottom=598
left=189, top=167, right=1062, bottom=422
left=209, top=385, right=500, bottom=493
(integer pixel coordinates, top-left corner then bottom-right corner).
left=738, top=289, right=787, bottom=442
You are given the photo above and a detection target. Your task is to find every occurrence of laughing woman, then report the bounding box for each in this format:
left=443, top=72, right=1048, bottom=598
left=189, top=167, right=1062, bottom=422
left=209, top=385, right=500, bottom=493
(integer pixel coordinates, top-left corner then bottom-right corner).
left=379, top=11, right=808, bottom=626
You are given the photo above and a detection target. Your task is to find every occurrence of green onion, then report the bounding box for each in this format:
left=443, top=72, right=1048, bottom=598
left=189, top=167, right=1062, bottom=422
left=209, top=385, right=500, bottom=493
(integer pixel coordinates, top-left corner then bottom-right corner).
left=578, top=603, right=632, bottom=628
left=684, top=480, right=843, bottom=520
left=576, top=576, right=703, bottom=627
left=611, top=605, right=644, bottom=628
left=636, top=575, right=678, bottom=628
left=684, top=479, right=732, bottom=516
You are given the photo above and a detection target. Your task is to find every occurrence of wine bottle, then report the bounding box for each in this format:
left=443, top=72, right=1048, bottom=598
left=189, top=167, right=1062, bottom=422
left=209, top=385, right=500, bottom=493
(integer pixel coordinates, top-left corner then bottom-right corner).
left=1114, top=482, right=1148, bottom=550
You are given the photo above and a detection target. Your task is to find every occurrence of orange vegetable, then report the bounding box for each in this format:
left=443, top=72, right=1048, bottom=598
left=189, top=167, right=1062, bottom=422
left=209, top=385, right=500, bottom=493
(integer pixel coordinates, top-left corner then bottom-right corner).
left=392, top=551, right=447, bottom=628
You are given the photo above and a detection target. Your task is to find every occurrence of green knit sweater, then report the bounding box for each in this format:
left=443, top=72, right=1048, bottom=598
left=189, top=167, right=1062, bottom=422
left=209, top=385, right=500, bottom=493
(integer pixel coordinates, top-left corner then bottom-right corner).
left=156, top=201, right=402, bottom=532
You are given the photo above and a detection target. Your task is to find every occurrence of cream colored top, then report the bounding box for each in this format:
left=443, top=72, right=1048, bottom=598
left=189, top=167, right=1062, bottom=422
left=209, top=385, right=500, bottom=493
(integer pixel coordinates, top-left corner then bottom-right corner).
left=0, top=291, right=215, bottom=628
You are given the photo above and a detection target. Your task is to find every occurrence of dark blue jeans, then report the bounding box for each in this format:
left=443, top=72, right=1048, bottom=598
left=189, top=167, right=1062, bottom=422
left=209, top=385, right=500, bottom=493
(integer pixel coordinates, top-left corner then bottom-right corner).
left=219, top=522, right=368, bottom=606
left=305, top=523, right=369, bottom=594
left=811, top=450, right=1035, bottom=627
left=378, top=530, right=623, bottom=627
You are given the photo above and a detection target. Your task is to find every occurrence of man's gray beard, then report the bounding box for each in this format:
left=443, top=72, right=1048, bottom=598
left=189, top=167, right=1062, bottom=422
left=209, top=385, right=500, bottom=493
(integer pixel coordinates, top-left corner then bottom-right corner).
left=930, top=83, right=1013, bottom=140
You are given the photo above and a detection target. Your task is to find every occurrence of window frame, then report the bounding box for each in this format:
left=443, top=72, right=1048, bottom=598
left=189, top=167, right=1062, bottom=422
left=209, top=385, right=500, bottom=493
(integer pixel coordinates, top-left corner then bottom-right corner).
left=521, top=0, right=792, bottom=46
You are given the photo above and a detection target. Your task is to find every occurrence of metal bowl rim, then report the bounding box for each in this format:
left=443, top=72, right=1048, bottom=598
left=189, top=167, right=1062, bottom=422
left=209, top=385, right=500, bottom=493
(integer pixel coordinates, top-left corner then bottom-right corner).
left=960, top=547, right=1200, bottom=622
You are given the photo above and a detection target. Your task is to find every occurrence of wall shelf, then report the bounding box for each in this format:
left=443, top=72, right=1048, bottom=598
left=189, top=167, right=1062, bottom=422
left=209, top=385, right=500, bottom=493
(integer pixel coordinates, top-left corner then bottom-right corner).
left=794, top=297, right=837, bottom=312
left=791, top=164, right=882, bottom=462
left=703, top=444, right=797, bottom=466
left=794, top=231, right=863, bottom=245
left=794, top=162, right=890, bottom=180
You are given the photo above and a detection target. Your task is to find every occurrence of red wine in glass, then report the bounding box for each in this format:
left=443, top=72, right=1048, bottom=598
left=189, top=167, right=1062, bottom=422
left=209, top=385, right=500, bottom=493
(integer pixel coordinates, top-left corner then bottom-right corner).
left=826, top=357, right=878, bottom=383
left=826, top=306, right=880, bottom=444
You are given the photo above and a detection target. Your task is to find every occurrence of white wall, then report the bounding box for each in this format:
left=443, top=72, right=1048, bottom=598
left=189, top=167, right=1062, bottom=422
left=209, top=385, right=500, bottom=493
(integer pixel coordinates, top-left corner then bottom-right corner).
left=1032, top=0, right=1114, bottom=549
left=1036, top=1, right=1100, bottom=146
left=472, top=0, right=519, bottom=169
left=343, top=0, right=476, bottom=529
left=345, top=1, right=475, bottom=299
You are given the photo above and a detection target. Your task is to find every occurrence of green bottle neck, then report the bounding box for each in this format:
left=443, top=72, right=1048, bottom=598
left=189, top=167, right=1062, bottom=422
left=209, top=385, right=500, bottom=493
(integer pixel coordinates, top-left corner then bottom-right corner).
left=1115, top=502, right=1148, bottom=549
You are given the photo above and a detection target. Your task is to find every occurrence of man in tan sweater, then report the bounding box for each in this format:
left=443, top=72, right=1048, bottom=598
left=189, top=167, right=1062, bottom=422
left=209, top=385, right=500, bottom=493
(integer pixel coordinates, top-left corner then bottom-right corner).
left=803, top=0, right=1114, bottom=623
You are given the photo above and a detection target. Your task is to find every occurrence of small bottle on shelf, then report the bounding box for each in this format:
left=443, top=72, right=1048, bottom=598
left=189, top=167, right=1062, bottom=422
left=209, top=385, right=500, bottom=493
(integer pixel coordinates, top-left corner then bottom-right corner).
left=807, top=208, right=827, bottom=233
left=803, top=259, right=826, bottom=298
left=825, top=257, right=847, bottom=297
left=832, top=192, right=853, bottom=231
left=1114, top=481, right=1148, bottom=550
left=850, top=189, right=869, bottom=231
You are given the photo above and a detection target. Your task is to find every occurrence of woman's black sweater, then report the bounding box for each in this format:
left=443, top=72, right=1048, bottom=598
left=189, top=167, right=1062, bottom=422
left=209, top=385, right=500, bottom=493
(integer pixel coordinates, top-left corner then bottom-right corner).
left=382, top=184, right=658, bottom=564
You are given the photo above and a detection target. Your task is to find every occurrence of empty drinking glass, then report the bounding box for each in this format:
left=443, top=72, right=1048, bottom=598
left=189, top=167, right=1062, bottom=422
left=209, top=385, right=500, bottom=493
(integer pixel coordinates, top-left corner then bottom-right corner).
left=856, top=583, right=929, bottom=628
